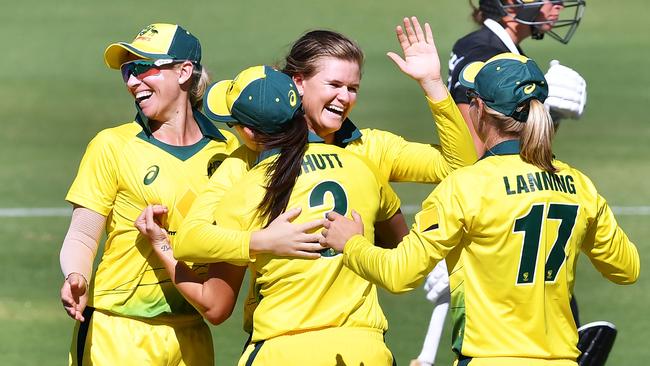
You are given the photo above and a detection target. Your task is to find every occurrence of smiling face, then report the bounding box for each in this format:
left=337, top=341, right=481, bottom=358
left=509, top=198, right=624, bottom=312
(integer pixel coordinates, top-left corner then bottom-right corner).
left=293, top=57, right=360, bottom=144
left=124, top=61, right=192, bottom=122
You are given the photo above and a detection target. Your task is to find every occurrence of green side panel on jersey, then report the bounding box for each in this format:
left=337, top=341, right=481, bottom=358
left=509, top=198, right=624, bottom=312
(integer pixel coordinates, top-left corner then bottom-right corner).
left=451, top=287, right=467, bottom=357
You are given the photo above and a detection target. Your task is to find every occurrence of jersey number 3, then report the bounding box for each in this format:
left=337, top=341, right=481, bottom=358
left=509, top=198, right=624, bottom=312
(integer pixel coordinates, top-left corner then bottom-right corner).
left=309, top=181, right=348, bottom=257
left=513, top=203, right=578, bottom=285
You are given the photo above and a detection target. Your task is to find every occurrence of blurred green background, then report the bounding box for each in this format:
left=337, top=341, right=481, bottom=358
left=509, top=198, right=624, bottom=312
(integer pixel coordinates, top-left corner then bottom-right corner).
left=1, top=0, right=647, bottom=365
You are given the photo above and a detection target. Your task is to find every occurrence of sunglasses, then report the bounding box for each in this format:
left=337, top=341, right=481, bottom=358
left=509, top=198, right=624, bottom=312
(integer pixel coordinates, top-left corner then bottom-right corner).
left=120, top=59, right=178, bottom=82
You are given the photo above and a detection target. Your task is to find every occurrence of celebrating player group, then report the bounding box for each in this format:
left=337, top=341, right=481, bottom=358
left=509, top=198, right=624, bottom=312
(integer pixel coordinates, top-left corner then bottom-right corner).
left=59, top=1, right=639, bottom=365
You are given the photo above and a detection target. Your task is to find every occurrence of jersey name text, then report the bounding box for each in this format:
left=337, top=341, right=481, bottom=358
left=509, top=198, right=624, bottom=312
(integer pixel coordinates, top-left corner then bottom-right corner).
left=503, top=172, right=576, bottom=195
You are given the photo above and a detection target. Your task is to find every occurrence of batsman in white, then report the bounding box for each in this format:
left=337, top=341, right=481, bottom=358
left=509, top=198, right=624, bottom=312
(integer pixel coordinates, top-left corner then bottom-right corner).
left=412, top=1, right=588, bottom=365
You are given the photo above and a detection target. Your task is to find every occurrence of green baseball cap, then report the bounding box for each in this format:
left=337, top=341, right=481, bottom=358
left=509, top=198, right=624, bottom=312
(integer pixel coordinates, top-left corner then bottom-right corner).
left=203, top=65, right=302, bottom=134
left=104, top=23, right=201, bottom=69
left=459, top=53, right=548, bottom=122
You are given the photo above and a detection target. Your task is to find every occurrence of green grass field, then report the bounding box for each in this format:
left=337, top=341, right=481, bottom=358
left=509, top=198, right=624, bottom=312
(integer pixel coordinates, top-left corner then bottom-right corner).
left=1, top=0, right=648, bottom=364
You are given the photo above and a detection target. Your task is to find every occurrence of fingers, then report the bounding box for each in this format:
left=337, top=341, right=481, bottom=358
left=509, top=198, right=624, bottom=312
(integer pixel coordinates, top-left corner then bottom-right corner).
left=277, top=206, right=302, bottom=223
left=293, top=251, right=322, bottom=259
left=395, top=25, right=410, bottom=52
left=326, top=211, right=344, bottom=221
left=424, top=22, right=434, bottom=44
left=298, top=217, right=326, bottom=232
left=411, top=16, right=425, bottom=40
left=351, top=210, right=362, bottom=223
left=151, top=204, right=168, bottom=215
left=386, top=52, right=407, bottom=72
left=402, top=17, right=418, bottom=45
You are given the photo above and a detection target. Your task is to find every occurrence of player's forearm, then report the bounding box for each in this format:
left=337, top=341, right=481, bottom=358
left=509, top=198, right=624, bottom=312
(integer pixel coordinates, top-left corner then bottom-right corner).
left=59, top=206, right=105, bottom=282
left=588, top=227, right=640, bottom=285
left=175, top=219, right=251, bottom=263
left=426, top=95, right=478, bottom=172
left=343, top=232, right=440, bottom=293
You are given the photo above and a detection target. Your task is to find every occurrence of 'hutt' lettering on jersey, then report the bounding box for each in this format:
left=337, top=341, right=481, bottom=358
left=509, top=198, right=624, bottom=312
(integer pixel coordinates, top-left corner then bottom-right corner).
left=503, top=171, right=576, bottom=195
left=301, top=153, right=343, bottom=175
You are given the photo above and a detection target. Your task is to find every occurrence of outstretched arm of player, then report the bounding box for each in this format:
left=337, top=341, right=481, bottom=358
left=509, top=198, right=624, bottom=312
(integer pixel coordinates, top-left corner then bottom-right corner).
left=59, top=206, right=104, bottom=322
left=385, top=16, right=477, bottom=181
left=544, top=60, right=587, bottom=121
left=135, top=205, right=245, bottom=325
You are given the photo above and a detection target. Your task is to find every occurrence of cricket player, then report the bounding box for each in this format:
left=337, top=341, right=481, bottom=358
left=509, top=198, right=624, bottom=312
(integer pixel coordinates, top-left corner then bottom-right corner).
left=449, top=0, right=587, bottom=155
left=59, top=23, right=239, bottom=365
left=411, top=3, right=589, bottom=363
left=195, top=65, right=403, bottom=365
left=321, top=53, right=640, bottom=366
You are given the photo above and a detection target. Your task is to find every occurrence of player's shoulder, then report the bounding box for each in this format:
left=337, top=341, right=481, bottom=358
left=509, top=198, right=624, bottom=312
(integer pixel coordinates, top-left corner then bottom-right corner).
left=354, top=128, right=402, bottom=148
left=452, top=27, right=508, bottom=65
left=553, top=159, right=599, bottom=193
left=90, top=121, right=141, bottom=147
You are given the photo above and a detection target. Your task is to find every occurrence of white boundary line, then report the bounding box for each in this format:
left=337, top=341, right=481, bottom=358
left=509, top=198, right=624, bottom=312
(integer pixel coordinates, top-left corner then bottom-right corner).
left=1, top=206, right=650, bottom=217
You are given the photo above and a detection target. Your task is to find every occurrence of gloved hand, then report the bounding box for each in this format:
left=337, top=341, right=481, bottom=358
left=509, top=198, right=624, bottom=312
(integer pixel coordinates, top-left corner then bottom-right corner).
left=544, top=60, right=587, bottom=120
left=423, top=261, right=450, bottom=304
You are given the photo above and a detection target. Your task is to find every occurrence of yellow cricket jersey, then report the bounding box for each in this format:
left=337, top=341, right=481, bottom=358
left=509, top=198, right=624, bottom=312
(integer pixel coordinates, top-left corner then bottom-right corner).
left=65, top=109, right=239, bottom=319
left=212, top=142, right=401, bottom=342
left=174, top=93, right=476, bottom=263
left=341, top=140, right=640, bottom=364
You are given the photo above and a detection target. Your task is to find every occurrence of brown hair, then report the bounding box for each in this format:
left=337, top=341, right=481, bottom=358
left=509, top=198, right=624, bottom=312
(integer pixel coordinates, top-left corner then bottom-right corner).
left=253, top=115, right=309, bottom=226
left=281, top=30, right=364, bottom=78
left=481, top=99, right=557, bottom=172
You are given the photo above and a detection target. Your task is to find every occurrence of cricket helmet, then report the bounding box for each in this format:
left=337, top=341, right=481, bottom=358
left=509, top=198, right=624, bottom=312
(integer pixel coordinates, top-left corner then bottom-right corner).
left=479, top=0, right=586, bottom=44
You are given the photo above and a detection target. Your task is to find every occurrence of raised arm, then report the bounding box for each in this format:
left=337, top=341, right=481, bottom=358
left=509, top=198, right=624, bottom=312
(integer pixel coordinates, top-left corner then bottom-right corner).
left=381, top=17, right=476, bottom=183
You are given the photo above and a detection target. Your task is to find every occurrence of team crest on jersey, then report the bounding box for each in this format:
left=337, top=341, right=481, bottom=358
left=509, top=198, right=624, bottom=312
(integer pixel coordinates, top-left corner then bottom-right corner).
left=417, top=205, right=439, bottom=233
left=143, top=165, right=160, bottom=185
left=207, top=153, right=228, bottom=177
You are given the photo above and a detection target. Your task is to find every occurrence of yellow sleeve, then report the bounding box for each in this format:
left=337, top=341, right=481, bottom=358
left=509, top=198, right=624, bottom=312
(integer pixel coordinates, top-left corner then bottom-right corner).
left=377, top=174, right=401, bottom=222
left=342, top=178, right=466, bottom=292
left=174, top=147, right=255, bottom=263
left=582, top=194, right=640, bottom=284
left=361, top=95, right=476, bottom=183
left=425, top=93, right=478, bottom=175
left=65, top=130, right=119, bottom=216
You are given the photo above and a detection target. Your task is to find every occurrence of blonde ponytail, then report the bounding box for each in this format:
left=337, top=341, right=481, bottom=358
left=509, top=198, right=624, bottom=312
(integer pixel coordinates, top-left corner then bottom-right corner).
left=481, top=99, right=557, bottom=172
left=189, top=65, right=211, bottom=110
left=520, top=99, right=556, bottom=172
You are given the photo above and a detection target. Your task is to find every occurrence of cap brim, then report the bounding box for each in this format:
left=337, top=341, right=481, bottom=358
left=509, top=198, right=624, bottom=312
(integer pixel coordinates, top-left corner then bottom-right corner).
left=458, top=61, right=485, bottom=90
left=103, top=42, right=172, bottom=69
left=203, top=80, right=238, bottom=123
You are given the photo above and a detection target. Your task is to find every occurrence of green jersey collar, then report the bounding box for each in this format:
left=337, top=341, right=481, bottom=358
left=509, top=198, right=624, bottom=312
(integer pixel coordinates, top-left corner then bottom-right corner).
left=480, top=139, right=520, bottom=160
left=252, top=118, right=362, bottom=167
left=307, top=118, right=362, bottom=146
left=135, top=103, right=227, bottom=141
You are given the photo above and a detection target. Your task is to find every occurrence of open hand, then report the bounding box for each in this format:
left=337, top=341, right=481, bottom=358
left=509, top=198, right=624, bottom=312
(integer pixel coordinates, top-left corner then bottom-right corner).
left=387, top=17, right=442, bottom=86
left=252, top=207, right=326, bottom=259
